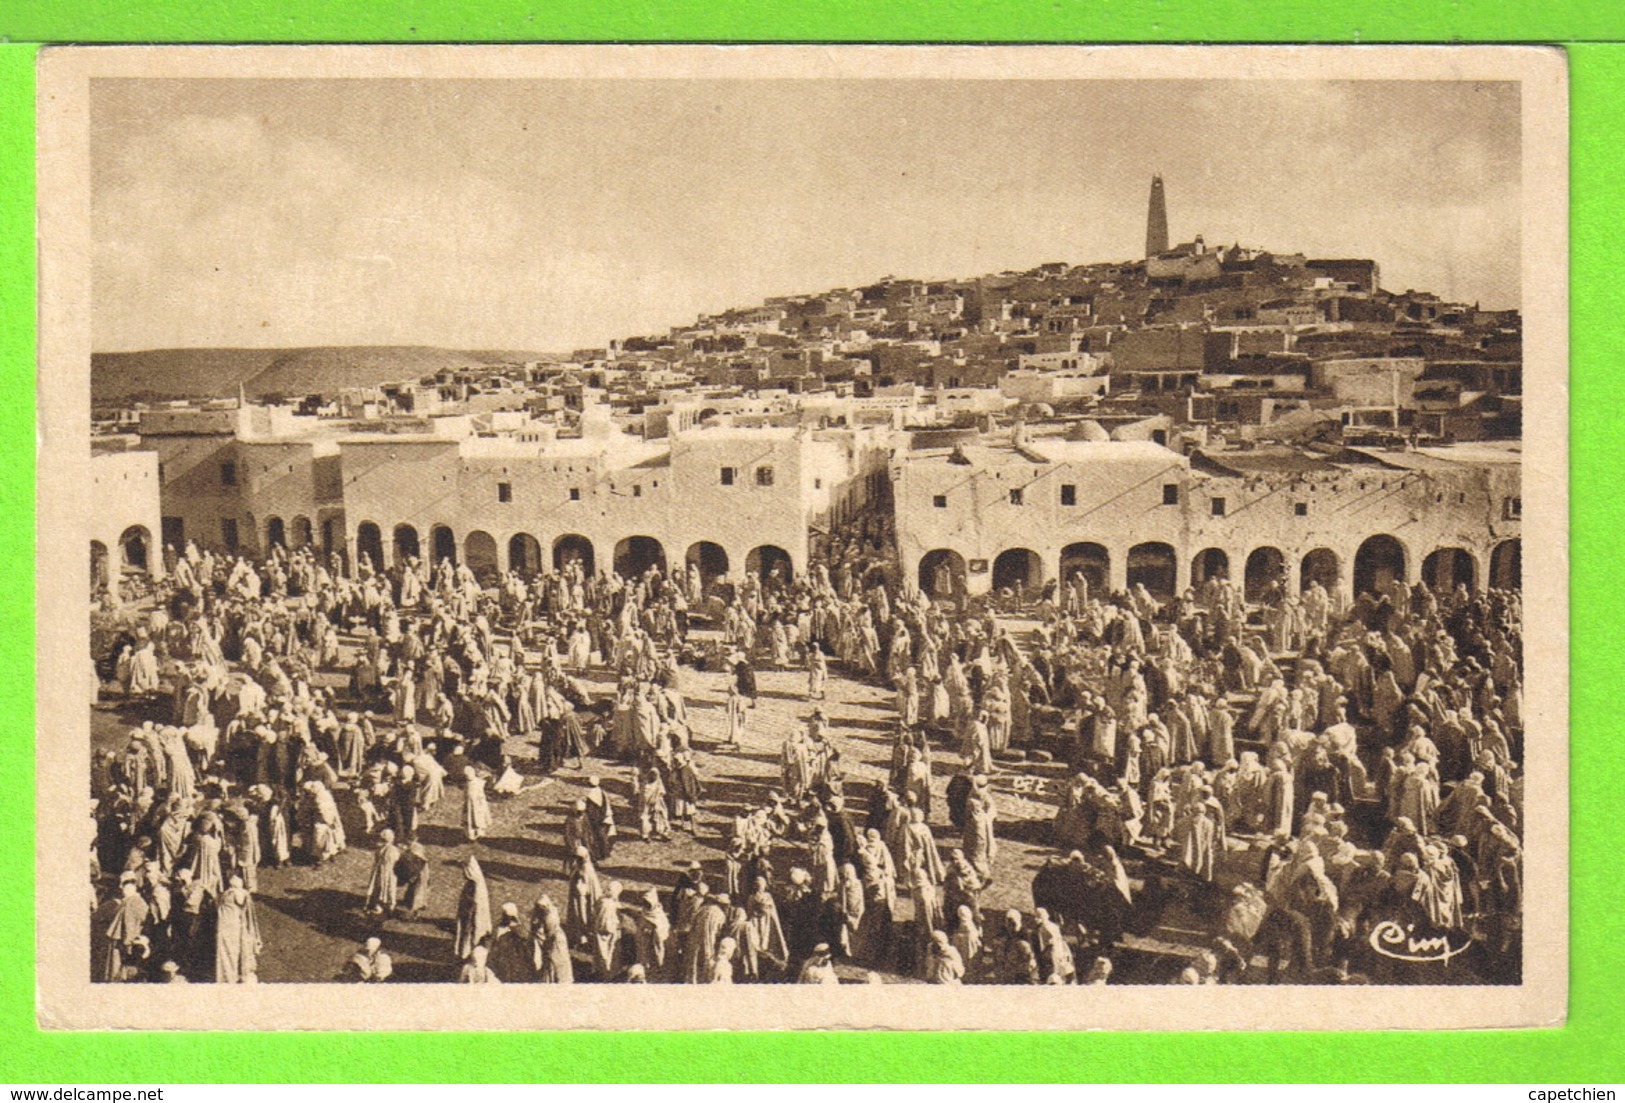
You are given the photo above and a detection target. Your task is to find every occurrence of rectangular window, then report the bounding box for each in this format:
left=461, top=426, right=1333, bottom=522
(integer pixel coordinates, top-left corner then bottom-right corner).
left=814, top=478, right=823, bottom=490
left=756, top=465, right=775, bottom=487
left=933, top=494, right=948, bottom=509
left=633, top=484, right=642, bottom=498
left=1060, top=484, right=1077, bottom=506
left=1504, top=496, right=1521, bottom=519
left=569, top=487, right=581, bottom=501
left=497, top=482, right=512, bottom=503
left=220, top=461, right=237, bottom=487
left=721, top=466, right=736, bottom=486
left=1211, top=497, right=1227, bottom=517
left=221, top=518, right=239, bottom=550
left=1294, top=502, right=1308, bottom=517
left=1009, top=488, right=1023, bottom=506
left=1162, top=483, right=1180, bottom=506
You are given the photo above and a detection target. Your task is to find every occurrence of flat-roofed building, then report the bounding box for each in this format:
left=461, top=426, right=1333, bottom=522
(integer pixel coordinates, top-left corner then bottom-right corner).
left=90, top=448, right=164, bottom=598
left=894, top=435, right=1520, bottom=602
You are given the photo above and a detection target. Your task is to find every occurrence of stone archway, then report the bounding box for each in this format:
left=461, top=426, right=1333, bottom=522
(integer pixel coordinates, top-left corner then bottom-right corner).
left=553, top=534, right=595, bottom=576
left=686, top=541, right=730, bottom=589
left=1353, top=534, right=1407, bottom=597
left=266, top=516, right=286, bottom=550
left=356, top=522, right=385, bottom=571
left=508, top=533, right=543, bottom=576
left=1300, top=548, right=1340, bottom=592
left=430, top=525, right=457, bottom=568
left=1244, top=546, right=1288, bottom=604
left=1191, top=547, right=1230, bottom=586
left=393, top=524, right=421, bottom=567
left=465, top=530, right=500, bottom=582
left=119, top=525, right=152, bottom=573
left=991, top=547, right=1042, bottom=596
left=1060, top=542, right=1110, bottom=593
left=91, top=540, right=111, bottom=597
left=615, top=535, right=666, bottom=580
left=1423, top=547, right=1477, bottom=592
left=918, top=548, right=967, bottom=600
left=1489, top=539, right=1521, bottom=590
left=1127, top=541, right=1177, bottom=599
left=746, top=544, right=793, bottom=584
left=120, top=525, right=153, bottom=573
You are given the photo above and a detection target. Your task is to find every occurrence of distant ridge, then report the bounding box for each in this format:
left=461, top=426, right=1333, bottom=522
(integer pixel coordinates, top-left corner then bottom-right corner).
left=92, top=345, right=555, bottom=405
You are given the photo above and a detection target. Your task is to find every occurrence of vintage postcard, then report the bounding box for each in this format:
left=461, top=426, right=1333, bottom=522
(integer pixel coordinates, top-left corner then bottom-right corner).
left=35, top=44, right=1567, bottom=1029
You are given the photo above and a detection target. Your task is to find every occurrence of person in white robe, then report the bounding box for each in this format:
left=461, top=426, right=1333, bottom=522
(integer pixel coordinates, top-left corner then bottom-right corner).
left=214, top=874, right=262, bottom=983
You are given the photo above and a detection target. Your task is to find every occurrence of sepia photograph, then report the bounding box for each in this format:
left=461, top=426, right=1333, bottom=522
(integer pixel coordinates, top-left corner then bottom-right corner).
left=34, top=44, right=1568, bottom=1030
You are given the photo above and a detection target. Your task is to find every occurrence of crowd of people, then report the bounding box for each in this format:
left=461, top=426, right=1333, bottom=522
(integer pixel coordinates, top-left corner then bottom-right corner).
left=90, top=512, right=1524, bottom=988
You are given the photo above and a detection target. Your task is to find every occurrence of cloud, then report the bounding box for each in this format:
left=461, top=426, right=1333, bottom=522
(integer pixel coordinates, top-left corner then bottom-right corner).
left=91, top=79, right=1525, bottom=351
left=94, top=111, right=559, bottom=348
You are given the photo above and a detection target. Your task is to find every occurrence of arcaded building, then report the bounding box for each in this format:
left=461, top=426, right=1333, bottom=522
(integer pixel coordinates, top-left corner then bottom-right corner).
left=132, top=402, right=892, bottom=586
left=340, top=420, right=889, bottom=585
left=126, top=396, right=1519, bottom=606
left=893, top=435, right=1521, bottom=603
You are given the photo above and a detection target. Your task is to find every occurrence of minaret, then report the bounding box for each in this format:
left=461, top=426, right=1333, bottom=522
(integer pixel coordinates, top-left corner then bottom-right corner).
left=1145, top=174, right=1169, bottom=258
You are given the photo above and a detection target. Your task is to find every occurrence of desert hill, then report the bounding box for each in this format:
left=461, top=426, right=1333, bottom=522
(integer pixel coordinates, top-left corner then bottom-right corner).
left=92, top=345, right=553, bottom=405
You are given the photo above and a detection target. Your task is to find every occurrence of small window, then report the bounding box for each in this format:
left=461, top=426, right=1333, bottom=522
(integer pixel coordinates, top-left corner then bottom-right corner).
left=756, top=465, right=775, bottom=487
left=221, top=518, right=239, bottom=550
left=1211, top=497, right=1227, bottom=517
left=1060, top=484, right=1077, bottom=506
left=498, top=482, right=512, bottom=503
left=220, top=461, right=237, bottom=487
left=721, top=466, right=736, bottom=486
left=633, top=484, right=642, bottom=498
left=569, top=487, right=581, bottom=501
left=1504, top=496, right=1521, bottom=519
left=1162, top=484, right=1179, bottom=506
left=1294, top=502, right=1308, bottom=517
left=933, top=494, right=948, bottom=509
left=814, top=478, right=823, bottom=490
left=1009, top=488, right=1023, bottom=506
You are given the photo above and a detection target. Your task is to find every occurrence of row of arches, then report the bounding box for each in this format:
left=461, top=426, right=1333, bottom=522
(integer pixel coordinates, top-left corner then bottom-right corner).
left=352, top=522, right=795, bottom=584
left=918, top=536, right=1522, bottom=602
left=262, top=515, right=316, bottom=551
left=91, top=525, right=155, bottom=592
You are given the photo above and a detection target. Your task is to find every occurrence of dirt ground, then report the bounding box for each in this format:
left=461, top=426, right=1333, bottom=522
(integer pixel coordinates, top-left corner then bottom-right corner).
left=91, top=646, right=1138, bottom=983
left=90, top=628, right=1507, bottom=986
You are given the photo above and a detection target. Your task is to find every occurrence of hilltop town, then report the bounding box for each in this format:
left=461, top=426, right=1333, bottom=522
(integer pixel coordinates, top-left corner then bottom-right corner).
left=92, top=177, right=1522, bottom=606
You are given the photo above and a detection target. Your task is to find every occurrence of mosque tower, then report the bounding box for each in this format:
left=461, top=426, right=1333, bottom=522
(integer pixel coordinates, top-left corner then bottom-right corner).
left=1145, top=174, right=1169, bottom=258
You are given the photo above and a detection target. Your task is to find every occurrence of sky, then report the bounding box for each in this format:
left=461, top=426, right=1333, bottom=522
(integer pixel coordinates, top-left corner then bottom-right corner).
left=91, top=77, right=1521, bottom=353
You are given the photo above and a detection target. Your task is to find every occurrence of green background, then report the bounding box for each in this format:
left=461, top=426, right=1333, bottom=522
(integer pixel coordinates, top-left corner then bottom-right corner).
left=0, top=1, right=1618, bottom=1083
